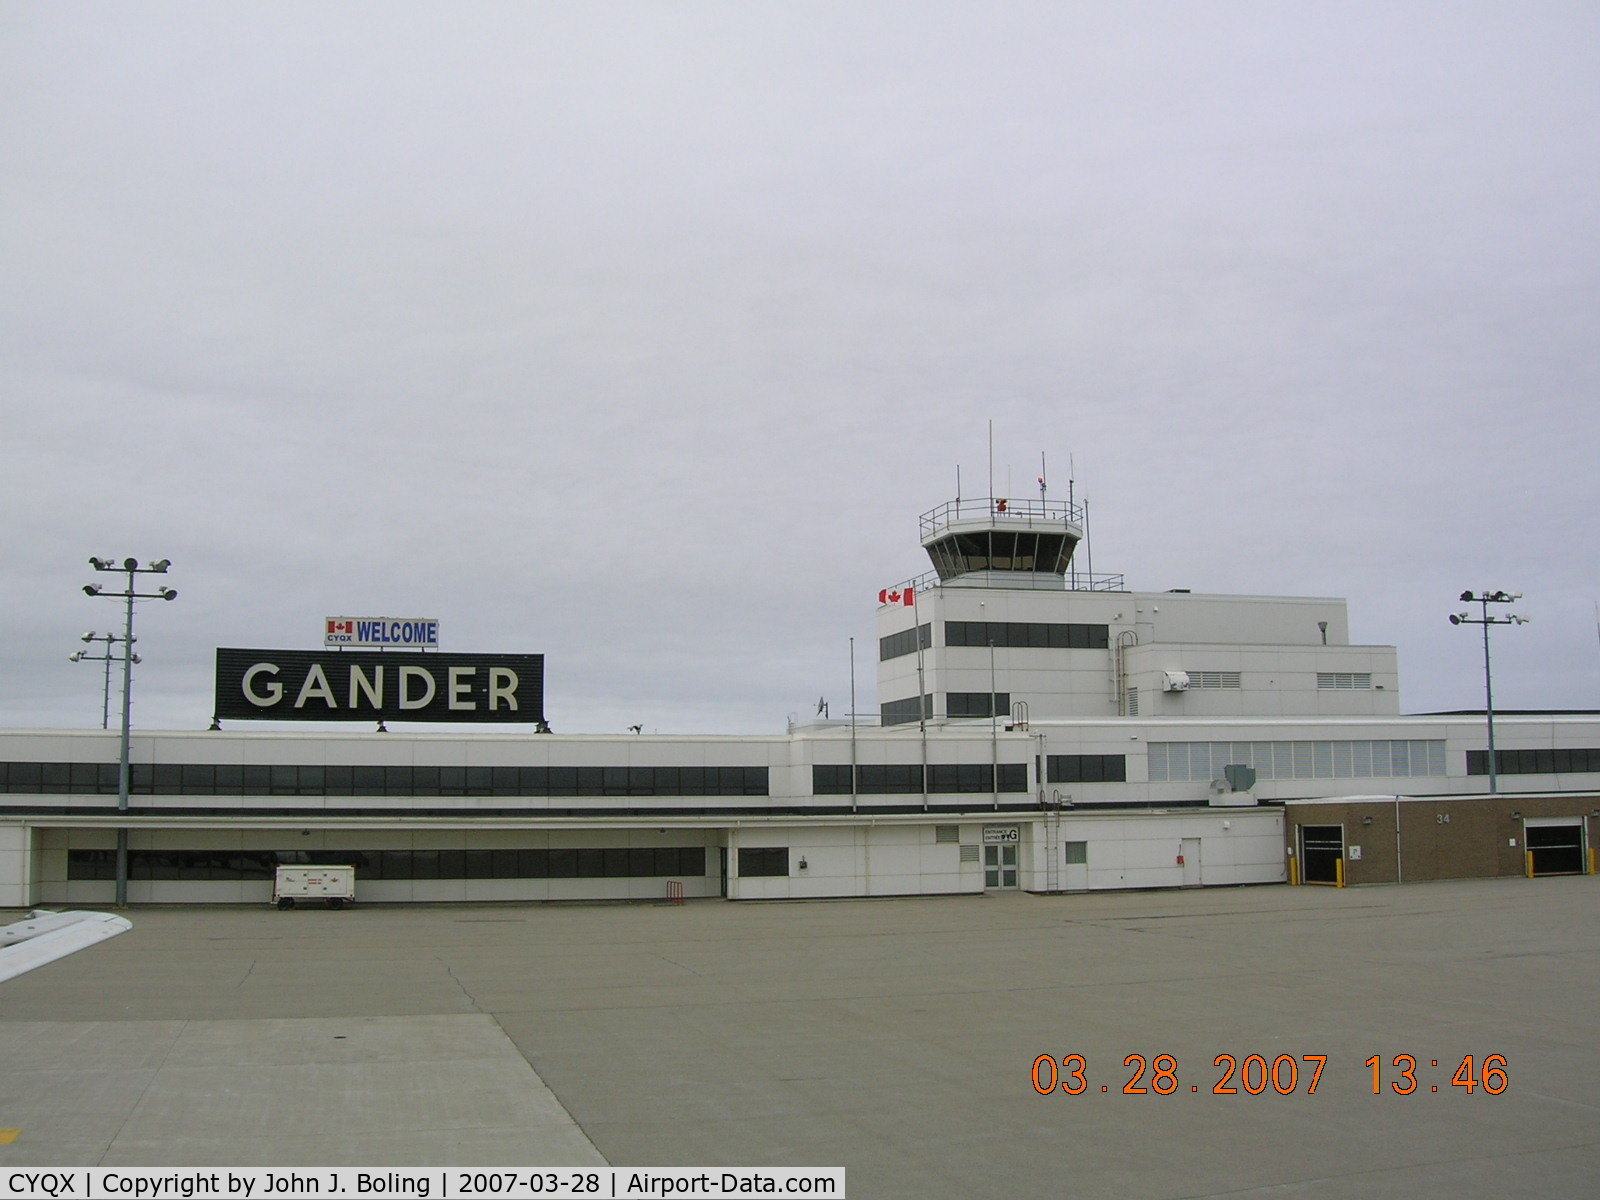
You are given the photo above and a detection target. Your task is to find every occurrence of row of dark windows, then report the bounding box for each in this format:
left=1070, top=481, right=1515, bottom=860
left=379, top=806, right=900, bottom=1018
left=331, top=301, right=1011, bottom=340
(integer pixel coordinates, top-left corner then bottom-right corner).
left=947, top=692, right=1011, bottom=719
left=879, top=621, right=1114, bottom=662
left=881, top=692, right=1103, bottom=725
left=739, top=847, right=790, bottom=877
left=881, top=695, right=933, bottom=726
left=879, top=623, right=932, bottom=662
left=813, top=763, right=1028, bottom=795
left=945, top=621, right=1110, bottom=650
left=68, top=847, right=709, bottom=881
left=926, top=530, right=1075, bottom=579
left=1046, top=754, right=1128, bottom=783
left=0, top=762, right=768, bottom=797
left=1466, top=748, right=1600, bottom=776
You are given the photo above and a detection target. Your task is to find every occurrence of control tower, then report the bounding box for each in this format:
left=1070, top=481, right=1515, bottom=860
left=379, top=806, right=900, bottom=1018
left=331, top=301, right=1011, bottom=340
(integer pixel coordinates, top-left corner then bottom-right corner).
left=877, top=493, right=1397, bottom=726
left=919, top=497, right=1084, bottom=589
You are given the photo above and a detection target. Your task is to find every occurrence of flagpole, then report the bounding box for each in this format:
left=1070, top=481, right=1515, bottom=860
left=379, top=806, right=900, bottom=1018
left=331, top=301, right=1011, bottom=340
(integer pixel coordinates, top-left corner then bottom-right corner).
left=849, top=636, right=858, bottom=814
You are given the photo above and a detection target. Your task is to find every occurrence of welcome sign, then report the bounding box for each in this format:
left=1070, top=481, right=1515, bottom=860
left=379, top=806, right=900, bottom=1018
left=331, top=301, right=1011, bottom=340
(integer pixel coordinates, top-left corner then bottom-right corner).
left=215, top=648, right=544, bottom=723
left=325, top=616, right=440, bottom=647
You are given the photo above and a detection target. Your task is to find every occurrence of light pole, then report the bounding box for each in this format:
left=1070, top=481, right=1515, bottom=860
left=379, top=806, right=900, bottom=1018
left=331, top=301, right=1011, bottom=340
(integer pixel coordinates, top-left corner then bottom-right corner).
left=1449, top=590, right=1528, bottom=795
left=84, top=557, right=177, bottom=906
left=69, top=632, right=138, bottom=730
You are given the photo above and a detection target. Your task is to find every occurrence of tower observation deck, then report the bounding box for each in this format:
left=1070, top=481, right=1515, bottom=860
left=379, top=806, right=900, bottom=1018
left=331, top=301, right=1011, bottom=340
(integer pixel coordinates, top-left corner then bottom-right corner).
left=912, top=497, right=1123, bottom=592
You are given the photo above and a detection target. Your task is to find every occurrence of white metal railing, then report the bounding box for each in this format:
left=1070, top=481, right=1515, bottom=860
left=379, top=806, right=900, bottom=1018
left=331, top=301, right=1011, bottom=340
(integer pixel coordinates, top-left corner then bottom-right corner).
left=919, top=496, right=1084, bottom=539
left=881, top=568, right=1127, bottom=598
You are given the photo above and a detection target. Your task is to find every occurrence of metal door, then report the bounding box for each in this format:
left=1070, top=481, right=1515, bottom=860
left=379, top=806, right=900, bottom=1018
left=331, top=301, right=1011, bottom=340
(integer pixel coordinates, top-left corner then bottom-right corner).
left=1180, top=838, right=1201, bottom=887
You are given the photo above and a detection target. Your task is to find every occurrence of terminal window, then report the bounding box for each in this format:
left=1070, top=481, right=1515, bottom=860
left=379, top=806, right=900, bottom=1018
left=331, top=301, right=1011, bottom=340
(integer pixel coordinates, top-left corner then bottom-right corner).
left=69, top=846, right=708, bottom=881
left=738, top=847, right=789, bottom=877
left=1467, top=747, right=1600, bottom=775
left=1047, top=754, right=1127, bottom=783
left=812, top=763, right=1027, bottom=795
left=0, top=761, right=769, bottom=798
left=946, top=692, right=1010, bottom=719
left=944, top=621, right=1110, bottom=650
left=879, top=623, right=932, bottom=661
left=880, top=695, right=932, bottom=726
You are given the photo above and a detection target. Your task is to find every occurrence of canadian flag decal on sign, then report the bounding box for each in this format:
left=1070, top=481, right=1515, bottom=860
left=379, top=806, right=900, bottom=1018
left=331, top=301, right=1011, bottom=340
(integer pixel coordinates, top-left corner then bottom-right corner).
left=877, top=587, right=915, bottom=606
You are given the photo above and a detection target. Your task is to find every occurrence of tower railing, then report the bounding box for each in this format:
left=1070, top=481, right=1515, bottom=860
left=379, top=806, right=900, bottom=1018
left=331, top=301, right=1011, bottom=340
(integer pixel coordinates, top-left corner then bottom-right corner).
left=880, top=568, right=1127, bottom=597
left=919, top=496, right=1084, bottom=540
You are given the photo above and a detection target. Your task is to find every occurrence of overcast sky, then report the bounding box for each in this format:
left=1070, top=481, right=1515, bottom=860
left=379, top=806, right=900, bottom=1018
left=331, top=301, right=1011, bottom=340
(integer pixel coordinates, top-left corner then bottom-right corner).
left=3, top=2, right=1597, bottom=735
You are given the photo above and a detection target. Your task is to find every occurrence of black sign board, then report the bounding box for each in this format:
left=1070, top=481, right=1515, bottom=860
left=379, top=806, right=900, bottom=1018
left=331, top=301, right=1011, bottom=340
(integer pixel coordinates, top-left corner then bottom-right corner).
left=215, top=648, right=545, bottom=723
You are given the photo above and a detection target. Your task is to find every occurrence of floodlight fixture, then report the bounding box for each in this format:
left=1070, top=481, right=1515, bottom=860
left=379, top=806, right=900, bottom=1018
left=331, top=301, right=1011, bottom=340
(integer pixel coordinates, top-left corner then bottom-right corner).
left=83, top=585, right=100, bottom=596
left=149, top=559, right=171, bottom=573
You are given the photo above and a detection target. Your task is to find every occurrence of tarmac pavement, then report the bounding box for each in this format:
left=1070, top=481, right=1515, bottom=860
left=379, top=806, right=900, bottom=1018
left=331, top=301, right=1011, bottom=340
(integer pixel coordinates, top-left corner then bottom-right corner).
left=2, top=877, right=1597, bottom=1198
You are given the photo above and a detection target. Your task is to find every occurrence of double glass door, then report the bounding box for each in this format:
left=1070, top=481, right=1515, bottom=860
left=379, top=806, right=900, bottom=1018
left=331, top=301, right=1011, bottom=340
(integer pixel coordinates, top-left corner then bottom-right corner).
left=985, top=844, right=1018, bottom=889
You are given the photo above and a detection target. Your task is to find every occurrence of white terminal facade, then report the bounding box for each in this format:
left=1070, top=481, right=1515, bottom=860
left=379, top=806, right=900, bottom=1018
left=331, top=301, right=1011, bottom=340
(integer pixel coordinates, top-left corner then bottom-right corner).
left=3, top=493, right=1598, bottom=906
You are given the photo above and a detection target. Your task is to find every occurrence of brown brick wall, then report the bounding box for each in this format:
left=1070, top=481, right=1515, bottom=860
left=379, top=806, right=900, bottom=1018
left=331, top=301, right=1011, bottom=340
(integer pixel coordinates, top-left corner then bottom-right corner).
left=1284, top=794, right=1599, bottom=885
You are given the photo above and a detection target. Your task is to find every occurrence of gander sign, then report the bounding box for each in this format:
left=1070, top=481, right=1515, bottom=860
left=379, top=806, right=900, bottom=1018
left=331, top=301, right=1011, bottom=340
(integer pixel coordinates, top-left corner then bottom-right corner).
left=215, top=648, right=544, bottom=724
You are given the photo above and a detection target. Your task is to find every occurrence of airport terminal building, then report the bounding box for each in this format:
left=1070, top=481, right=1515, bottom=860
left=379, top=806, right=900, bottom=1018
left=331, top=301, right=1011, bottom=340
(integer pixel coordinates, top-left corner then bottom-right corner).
left=3, top=495, right=1597, bottom=906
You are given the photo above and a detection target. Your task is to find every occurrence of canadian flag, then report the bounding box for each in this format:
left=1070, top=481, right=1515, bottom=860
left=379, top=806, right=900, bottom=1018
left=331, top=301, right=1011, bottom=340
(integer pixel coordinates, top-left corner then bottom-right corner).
left=877, top=587, right=915, bottom=606
left=327, top=619, right=354, bottom=634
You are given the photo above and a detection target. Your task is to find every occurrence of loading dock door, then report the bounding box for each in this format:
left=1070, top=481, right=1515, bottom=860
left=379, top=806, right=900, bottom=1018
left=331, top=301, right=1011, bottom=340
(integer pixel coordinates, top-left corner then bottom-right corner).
left=1299, top=825, right=1344, bottom=885
left=1525, top=823, right=1585, bottom=876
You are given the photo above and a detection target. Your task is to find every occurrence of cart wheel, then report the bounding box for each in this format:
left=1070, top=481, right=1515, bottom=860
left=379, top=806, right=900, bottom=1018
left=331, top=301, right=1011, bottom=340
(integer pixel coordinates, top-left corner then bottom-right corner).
left=327, top=897, right=344, bottom=910
left=277, top=897, right=294, bottom=910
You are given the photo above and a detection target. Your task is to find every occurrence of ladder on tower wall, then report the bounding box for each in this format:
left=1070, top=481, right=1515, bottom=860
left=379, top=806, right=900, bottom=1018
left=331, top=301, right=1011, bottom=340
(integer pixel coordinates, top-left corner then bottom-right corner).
left=1043, top=804, right=1061, bottom=893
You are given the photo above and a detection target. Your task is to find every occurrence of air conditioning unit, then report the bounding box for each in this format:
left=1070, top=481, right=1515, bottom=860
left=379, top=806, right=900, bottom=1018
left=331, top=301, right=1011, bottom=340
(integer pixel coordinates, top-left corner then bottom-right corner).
left=1163, top=670, right=1190, bottom=692
left=1209, top=788, right=1256, bottom=807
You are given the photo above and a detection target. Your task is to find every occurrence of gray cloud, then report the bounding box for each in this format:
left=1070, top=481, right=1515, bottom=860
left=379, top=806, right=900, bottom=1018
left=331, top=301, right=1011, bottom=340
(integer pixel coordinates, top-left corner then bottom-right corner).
left=4, top=2, right=1597, bottom=732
